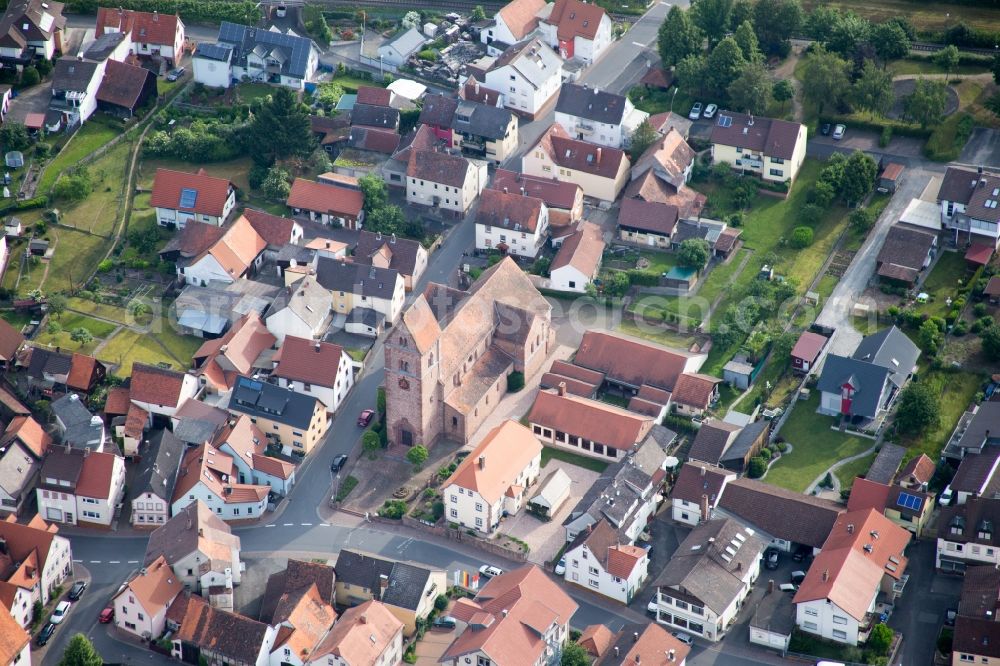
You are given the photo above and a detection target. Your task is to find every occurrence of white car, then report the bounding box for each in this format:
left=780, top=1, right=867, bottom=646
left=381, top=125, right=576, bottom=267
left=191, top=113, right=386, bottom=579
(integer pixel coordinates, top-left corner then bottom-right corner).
left=479, top=564, right=504, bottom=578
left=51, top=601, right=71, bottom=624
left=703, top=103, right=718, bottom=119
left=646, top=599, right=658, bottom=614
left=671, top=631, right=694, bottom=646
left=554, top=558, right=566, bottom=575
left=688, top=102, right=703, bottom=120
left=939, top=485, right=954, bottom=506
left=833, top=124, right=846, bottom=140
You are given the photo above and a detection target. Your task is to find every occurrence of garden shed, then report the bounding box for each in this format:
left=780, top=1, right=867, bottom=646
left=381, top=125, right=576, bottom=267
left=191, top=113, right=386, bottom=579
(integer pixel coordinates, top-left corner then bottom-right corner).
left=528, top=468, right=572, bottom=520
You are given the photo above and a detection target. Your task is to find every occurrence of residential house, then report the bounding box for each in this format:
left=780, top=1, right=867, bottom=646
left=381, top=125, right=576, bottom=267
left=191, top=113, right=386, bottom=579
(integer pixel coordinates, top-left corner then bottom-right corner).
left=351, top=230, right=428, bottom=292
left=710, top=111, right=808, bottom=184
left=130, top=430, right=184, bottom=527
left=671, top=373, right=722, bottom=416
left=876, top=224, right=937, bottom=286
left=377, top=26, right=425, bottom=69
left=242, top=208, right=304, bottom=258
left=145, top=500, right=242, bottom=594
left=441, top=565, right=577, bottom=666
left=305, top=600, right=402, bottom=666
left=687, top=420, right=742, bottom=467
left=266, top=275, right=331, bottom=343
left=259, top=559, right=335, bottom=623
left=945, top=402, right=1000, bottom=462
left=384, top=258, right=552, bottom=448
left=483, top=37, right=564, bottom=119
left=192, top=312, right=277, bottom=394
left=49, top=393, right=104, bottom=451
left=0, top=440, right=40, bottom=517
left=417, top=93, right=457, bottom=143
left=96, top=59, right=157, bottom=118
left=95, top=7, right=185, bottom=64
left=459, top=76, right=503, bottom=107
left=47, top=44, right=113, bottom=130
left=36, top=448, right=125, bottom=526
left=0, top=320, right=23, bottom=370
left=523, top=123, right=630, bottom=202
left=351, top=103, right=400, bottom=132
left=794, top=509, right=911, bottom=646
left=647, top=111, right=692, bottom=138
left=549, top=221, right=605, bottom=293
left=451, top=99, right=518, bottom=164
left=625, top=128, right=702, bottom=219
left=266, top=582, right=337, bottom=666
left=816, top=326, right=921, bottom=430
left=651, top=518, right=764, bottom=642
left=442, top=420, right=542, bottom=535
left=537, top=0, right=612, bottom=64
left=950, top=565, right=1000, bottom=666
left=213, top=416, right=295, bottom=496
left=382, top=123, right=443, bottom=187
left=193, top=21, right=319, bottom=90
left=272, top=336, right=354, bottom=413
left=670, top=462, right=736, bottom=526
left=616, top=198, right=680, bottom=248
left=899, top=454, right=936, bottom=490
left=0, top=514, right=73, bottom=606
left=171, top=443, right=270, bottom=521
left=0, top=416, right=49, bottom=462
left=128, top=363, right=199, bottom=421
left=0, top=602, right=29, bottom=666
left=170, top=593, right=277, bottom=666
left=227, top=375, right=329, bottom=456
left=491, top=169, right=584, bottom=231
left=791, top=331, right=827, bottom=374
left=173, top=216, right=268, bottom=287
left=938, top=497, right=1000, bottom=574
left=22, top=348, right=106, bottom=395
left=847, top=477, right=933, bottom=538
left=0, top=0, right=65, bottom=64
left=474, top=188, right=549, bottom=258
left=951, top=448, right=1000, bottom=506
left=315, top=256, right=406, bottom=325
left=151, top=168, right=237, bottom=228
left=169, top=399, right=229, bottom=446
left=717, top=420, right=770, bottom=474
left=287, top=179, right=365, bottom=229
left=554, top=84, right=647, bottom=149
left=586, top=623, right=690, bottom=665
left=334, top=550, right=446, bottom=636
left=114, top=555, right=184, bottom=639
left=715, top=477, right=844, bottom=553
left=562, top=519, right=649, bottom=604
left=479, top=0, right=545, bottom=50
left=749, top=584, right=796, bottom=653
left=406, top=148, right=487, bottom=216
left=938, top=166, right=1000, bottom=248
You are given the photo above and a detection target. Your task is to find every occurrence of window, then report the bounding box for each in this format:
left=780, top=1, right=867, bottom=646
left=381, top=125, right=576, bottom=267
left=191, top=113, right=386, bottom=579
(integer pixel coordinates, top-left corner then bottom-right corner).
left=803, top=621, right=818, bottom=631
left=475, top=517, right=483, bottom=527
left=475, top=503, right=483, bottom=512
left=588, top=566, right=599, bottom=575
left=451, top=495, right=458, bottom=503
left=805, top=608, right=818, bottom=617
left=450, top=509, right=458, bottom=518
left=674, top=600, right=688, bottom=611
left=769, top=168, right=783, bottom=177
left=772, top=157, right=785, bottom=164
left=832, top=615, right=848, bottom=625
left=958, top=655, right=974, bottom=663
left=690, top=605, right=704, bottom=616
left=832, top=630, right=847, bottom=641
left=588, top=579, right=599, bottom=588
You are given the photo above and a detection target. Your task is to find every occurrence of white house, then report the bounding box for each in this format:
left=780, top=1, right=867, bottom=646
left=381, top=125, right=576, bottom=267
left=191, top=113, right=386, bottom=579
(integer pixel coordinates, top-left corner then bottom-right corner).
left=670, top=462, right=736, bottom=527
left=314, top=256, right=406, bottom=325
left=0, top=604, right=29, bottom=666
left=272, top=336, right=354, bottom=412
left=405, top=148, right=487, bottom=216
left=936, top=498, right=1000, bottom=574
left=176, top=215, right=267, bottom=286
left=536, top=0, right=613, bottom=65
left=563, top=519, right=649, bottom=604
left=483, top=37, right=563, bottom=118
left=442, top=421, right=542, bottom=535
left=474, top=188, right=549, bottom=258
left=194, top=21, right=319, bottom=90
left=36, top=448, right=125, bottom=527
left=212, top=416, right=296, bottom=497
left=144, top=501, right=244, bottom=593
left=130, top=430, right=185, bottom=528
left=938, top=166, right=1000, bottom=248
left=554, top=83, right=647, bottom=149
left=114, top=555, right=184, bottom=639
left=150, top=168, right=237, bottom=228
left=0, top=515, right=74, bottom=607
left=265, top=275, right=331, bottom=343
left=48, top=56, right=107, bottom=130
left=128, top=363, right=199, bottom=420
left=95, top=8, right=186, bottom=65
left=191, top=42, right=232, bottom=87
left=378, top=27, right=425, bottom=69
left=480, top=0, right=545, bottom=51
left=549, top=221, right=605, bottom=293
left=171, top=444, right=270, bottom=522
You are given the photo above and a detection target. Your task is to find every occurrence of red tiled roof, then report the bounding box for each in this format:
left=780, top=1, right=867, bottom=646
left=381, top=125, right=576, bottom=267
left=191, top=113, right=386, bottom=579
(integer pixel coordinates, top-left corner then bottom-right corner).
left=129, top=363, right=186, bottom=407
left=617, top=198, right=679, bottom=236
left=273, top=336, right=347, bottom=389
left=251, top=453, right=294, bottom=480
left=287, top=179, right=364, bottom=218
left=897, top=454, right=936, bottom=487
left=67, top=353, right=104, bottom=392
left=882, top=162, right=904, bottom=181
left=123, top=403, right=148, bottom=439
left=578, top=624, right=614, bottom=658
left=846, top=477, right=892, bottom=512
left=967, top=243, right=994, bottom=266
left=544, top=0, right=606, bottom=41
left=95, top=7, right=181, bottom=47
left=986, top=276, right=1000, bottom=297
left=77, top=451, right=120, bottom=500
left=550, top=221, right=604, bottom=276
left=356, top=86, right=391, bottom=107
left=496, top=0, right=546, bottom=40
left=791, top=331, right=826, bottom=364
left=104, top=386, right=131, bottom=416
left=476, top=189, right=545, bottom=233
left=3, top=415, right=51, bottom=458
left=97, top=59, right=153, bottom=110
left=150, top=168, right=233, bottom=218
left=461, top=77, right=502, bottom=107
left=492, top=169, right=581, bottom=211
left=533, top=124, right=628, bottom=179
left=672, top=373, right=721, bottom=410
left=241, top=209, right=298, bottom=246
left=528, top=390, right=653, bottom=451
left=640, top=67, right=673, bottom=89
left=0, top=318, right=24, bottom=362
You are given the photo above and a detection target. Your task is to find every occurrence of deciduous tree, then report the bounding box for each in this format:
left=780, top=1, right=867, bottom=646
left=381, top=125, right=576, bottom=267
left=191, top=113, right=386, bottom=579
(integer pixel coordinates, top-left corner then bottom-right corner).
left=839, top=150, right=878, bottom=205
left=903, top=78, right=948, bottom=129
left=0, top=122, right=30, bottom=152
left=675, top=54, right=708, bottom=97
left=658, top=6, right=704, bottom=67
left=358, top=174, right=388, bottom=213
left=826, top=12, right=871, bottom=57
left=706, top=37, right=746, bottom=97
left=727, top=61, right=773, bottom=115
left=773, top=79, right=795, bottom=113
left=678, top=239, right=710, bottom=270
left=733, top=20, right=762, bottom=63
left=691, top=0, right=733, bottom=47
left=933, top=45, right=960, bottom=78
left=628, top=119, right=659, bottom=161
left=59, top=635, right=102, bottom=666
left=800, top=46, right=851, bottom=116
left=752, top=0, right=803, bottom=55
left=852, top=59, right=894, bottom=117
left=804, top=5, right=840, bottom=42
left=872, top=21, right=911, bottom=63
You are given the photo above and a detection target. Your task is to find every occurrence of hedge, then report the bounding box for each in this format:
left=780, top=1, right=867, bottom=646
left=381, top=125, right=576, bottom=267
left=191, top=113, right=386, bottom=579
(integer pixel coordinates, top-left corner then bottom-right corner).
left=66, top=0, right=261, bottom=24
left=820, top=115, right=933, bottom=139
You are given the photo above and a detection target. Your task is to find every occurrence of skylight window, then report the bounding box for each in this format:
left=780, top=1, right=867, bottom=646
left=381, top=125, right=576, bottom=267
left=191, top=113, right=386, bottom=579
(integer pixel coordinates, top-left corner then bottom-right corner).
left=179, top=187, right=198, bottom=209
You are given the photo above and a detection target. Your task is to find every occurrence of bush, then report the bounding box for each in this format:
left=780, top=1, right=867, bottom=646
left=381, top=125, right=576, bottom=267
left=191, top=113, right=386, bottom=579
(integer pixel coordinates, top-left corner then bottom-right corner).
left=747, top=456, right=767, bottom=478
left=434, top=594, right=449, bottom=612
left=334, top=475, right=359, bottom=502
left=20, top=66, right=39, bottom=87
left=790, top=226, right=814, bottom=248
left=362, top=430, right=380, bottom=455
left=507, top=371, right=524, bottom=392
left=407, top=445, right=429, bottom=468
left=417, top=49, right=438, bottom=61
left=879, top=125, right=893, bottom=148
left=380, top=499, right=407, bottom=519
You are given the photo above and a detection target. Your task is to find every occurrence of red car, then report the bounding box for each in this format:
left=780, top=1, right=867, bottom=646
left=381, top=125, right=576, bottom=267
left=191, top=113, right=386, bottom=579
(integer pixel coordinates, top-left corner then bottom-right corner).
left=357, top=409, right=375, bottom=427
left=99, top=607, right=114, bottom=624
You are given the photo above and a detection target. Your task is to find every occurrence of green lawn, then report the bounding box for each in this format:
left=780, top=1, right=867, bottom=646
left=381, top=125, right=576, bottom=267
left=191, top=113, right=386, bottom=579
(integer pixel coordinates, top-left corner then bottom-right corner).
left=56, top=141, right=131, bottom=237
left=887, top=58, right=989, bottom=77
left=765, top=392, right=874, bottom=492
left=54, top=312, right=118, bottom=338
left=66, top=298, right=136, bottom=324
left=615, top=318, right=699, bottom=351
left=23, top=228, right=111, bottom=296
left=0, top=310, right=34, bottom=329
left=33, top=328, right=101, bottom=355
left=150, top=317, right=202, bottom=365
left=801, top=0, right=1000, bottom=35
left=97, top=329, right=183, bottom=377
left=328, top=75, right=386, bottom=93
left=628, top=85, right=694, bottom=117
left=835, top=451, right=877, bottom=491
left=917, top=251, right=974, bottom=318
left=638, top=250, right=678, bottom=275
left=898, top=369, right=982, bottom=461
left=38, top=117, right=122, bottom=195
left=540, top=446, right=609, bottom=473
left=236, top=83, right=276, bottom=103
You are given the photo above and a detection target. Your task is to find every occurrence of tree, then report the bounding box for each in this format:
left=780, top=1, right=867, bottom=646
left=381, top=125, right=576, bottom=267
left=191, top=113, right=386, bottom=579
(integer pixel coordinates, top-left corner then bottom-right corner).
left=773, top=79, right=795, bottom=113
left=362, top=430, right=380, bottom=455
left=401, top=11, right=420, bottom=29
left=21, top=66, right=39, bottom=87
left=729, top=0, right=754, bottom=31
left=69, top=328, right=93, bottom=345
left=744, top=329, right=770, bottom=361
left=658, top=6, right=704, bottom=67
left=840, top=150, right=878, bottom=205
left=358, top=174, right=388, bottom=213
left=747, top=456, right=767, bottom=478
left=903, top=78, right=948, bottom=129
left=628, top=119, right=659, bottom=161
left=126, top=299, right=149, bottom=318
left=799, top=203, right=824, bottom=225
left=313, top=81, right=345, bottom=108
left=918, top=319, right=943, bottom=355
left=59, top=634, right=102, bottom=666
left=733, top=20, right=762, bottom=63
left=406, top=445, right=429, bottom=469
left=366, top=204, right=406, bottom=236
left=677, top=239, right=710, bottom=270
left=752, top=0, right=802, bottom=55
left=799, top=45, right=851, bottom=115
left=53, top=170, right=93, bottom=203
left=790, top=226, right=813, bottom=248
left=691, top=0, right=733, bottom=46
left=933, top=45, right=960, bottom=78
left=675, top=54, right=708, bottom=97
left=47, top=293, right=67, bottom=319
left=992, top=53, right=1000, bottom=86
left=805, top=5, right=840, bottom=42
left=0, top=122, right=30, bottom=152
left=250, top=87, right=314, bottom=164
left=727, top=62, right=773, bottom=115
left=983, top=324, right=1000, bottom=360
left=470, top=5, right=487, bottom=21
left=507, top=371, right=524, bottom=392
left=261, top=166, right=291, bottom=201
left=872, top=21, right=911, bottom=63
left=868, top=623, right=894, bottom=656
left=826, top=12, right=872, bottom=57
left=852, top=60, right=894, bottom=117
left=849, top=207, right=875, bottom=232
left=706, top=37, right=745, bottom=97
left=561, top=642, right=590, bottom=666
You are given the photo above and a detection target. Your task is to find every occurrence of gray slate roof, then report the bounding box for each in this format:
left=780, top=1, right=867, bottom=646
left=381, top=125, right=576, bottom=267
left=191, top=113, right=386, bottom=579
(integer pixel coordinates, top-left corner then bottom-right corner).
left=866, top=443, right=907, bottom=484
left=452, top=100, right=514, bottom=141
left=851, top=325, right=920, bottom=389
left=144, top=500, right=240, bottom=567
left=51, top=58, right=99, bottom=93
left=335, top=549, right=432, bottom=611
left=816, top=354, right=893, bottom=419
left=229, top=376, right=321, bottom=429
left=215, top=21, right=317, bottom=79
left=351, top=102, right=400, bottom=129
left=315, top=256, right=400, bottom=301
left=133, top=429, right=184, bottom=500
left=0, top=441, right=38, bottom=501
left=51, top=393, right=102, bottom=448
left=381, top=26, right=425, bottom=59
left=555, top=83, right=629, bottom=125
left=720, top=420, right=769, bottom=465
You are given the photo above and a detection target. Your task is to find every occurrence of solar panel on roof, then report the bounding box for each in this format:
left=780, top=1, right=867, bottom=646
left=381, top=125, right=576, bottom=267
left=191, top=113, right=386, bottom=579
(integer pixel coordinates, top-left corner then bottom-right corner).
left=179, top=187, right=198, bottom=209
left=718, top=115, right=732, bottom=128
left=896, top=491, right=922, bottom=510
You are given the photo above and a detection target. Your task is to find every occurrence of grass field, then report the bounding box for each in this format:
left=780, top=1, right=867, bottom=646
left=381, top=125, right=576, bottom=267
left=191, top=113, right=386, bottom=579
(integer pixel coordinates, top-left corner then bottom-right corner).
left=42, top=228, right=111, bottom=294
left=98, top=329, right=179, bottom=376
left=136, top=155, right=287, bottom=216
left=916, top=251, right=973, bottom=318
left=835, top=451, right=878, bottom=491
left=56, top=141, right=131, bottom=237
left=540, top=446, right=609, bottom=473
left=66, top=298, right=136, bottom=324
left=151, top=317, right=203, bottom=364
left=55, top=312, right=118, bottom=338
left=801, top=0, right=1000, bottom=35
left=898, top=369, right=982, bottom=461
left=34, top=327, right=102, bottom=355
left=38, top=117, right=123, bottom=195
left=236, top=83, right=276, bottom=103
left=765, top=393, right=874, bottom=492
left=615, top=318, right=700, bottom=351
left=887, top=58, right=990, bottom=77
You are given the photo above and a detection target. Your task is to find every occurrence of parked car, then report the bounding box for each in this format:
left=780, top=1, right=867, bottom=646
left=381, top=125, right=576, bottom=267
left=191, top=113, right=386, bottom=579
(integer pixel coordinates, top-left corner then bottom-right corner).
left=764, top=548, right=780, bottom=570
left=555, top=557, right=566, bottom=575
left=357, top=409, right=375, bottom=427
left=791, top=570, right=807, bottom=584
left=792, top=545, right=811, bottom=562
left=689, top=102, right=703, bottom=120
left=479, top=564, right=504, bottom=578
left=37, top=623, right=55, bottom=646
left=703, top=103, right=718, bottom=119
left=166, top=67, right=185, bottom=81
left=779, top=583, right=798, bottom=592
left=671, top=631, right=694, bottom=646
left=432, top=615, right=457, bottom=629
left=820, top=123, right=832, bottom=136
left=646, top=599, right=658, bottom=614
left=99, top=607, right=115, bottom=624
left=68, top=580, right=86, bottom=600
left=945, top=608, right=958, bottom=626
left=939, top=485, right=954, bottom=506
left=51, top=601, right=71, bottom=624
left=331, top=454, right=348, bottom=473
left=833, top=124, right=846, bottom=140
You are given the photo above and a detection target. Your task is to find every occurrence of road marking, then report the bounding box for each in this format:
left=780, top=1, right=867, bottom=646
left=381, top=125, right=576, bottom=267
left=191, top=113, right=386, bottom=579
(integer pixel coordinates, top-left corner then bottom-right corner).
left=127, top=561, right=139, bottom=564
left=318, top=523, right=330, bottom=527
left=283, top=522, right=294, bottom=526
left=73, top=559, right=83, bottom=563
left=632, top=41, right=645, bottom=46
left=109, top=561, right=120, bottom=564
left=89, top=560, right=101, bottom=564
left=300, top=523, right=312, bottom=526
left=265, top=524, right=275, bottom=528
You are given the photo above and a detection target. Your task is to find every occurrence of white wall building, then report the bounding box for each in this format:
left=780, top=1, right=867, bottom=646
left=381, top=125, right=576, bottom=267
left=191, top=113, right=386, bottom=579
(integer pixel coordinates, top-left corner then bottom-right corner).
left=563, top=520, right=649, bottom=604
left=483, top=37, right=563, bottom=117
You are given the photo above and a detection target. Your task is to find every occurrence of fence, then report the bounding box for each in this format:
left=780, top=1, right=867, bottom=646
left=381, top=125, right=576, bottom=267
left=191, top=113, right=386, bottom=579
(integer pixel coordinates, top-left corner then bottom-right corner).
left=382, top=515, right=529, bottom=562
left=359, top=54, right=399, bottom=74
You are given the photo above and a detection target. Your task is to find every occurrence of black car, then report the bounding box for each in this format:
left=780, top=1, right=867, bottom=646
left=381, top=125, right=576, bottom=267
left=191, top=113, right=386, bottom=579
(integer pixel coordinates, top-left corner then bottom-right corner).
left=432, top=615, right=457, bottom=629
left=764, top=548, right=780, bottom=570
left=68, top=580, right=86, bottom=600
left=792, top=545, right=811, bottom=562
left=331, top=454, right=348, bottom=473
left=37, top=622, right=55, bottom=646
left=821, top=123, right=832, bottom=136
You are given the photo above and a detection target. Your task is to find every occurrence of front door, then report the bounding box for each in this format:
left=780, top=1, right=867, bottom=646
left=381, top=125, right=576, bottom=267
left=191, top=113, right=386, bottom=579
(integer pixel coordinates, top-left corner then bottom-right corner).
left=400, top=429, right=413, bottom=447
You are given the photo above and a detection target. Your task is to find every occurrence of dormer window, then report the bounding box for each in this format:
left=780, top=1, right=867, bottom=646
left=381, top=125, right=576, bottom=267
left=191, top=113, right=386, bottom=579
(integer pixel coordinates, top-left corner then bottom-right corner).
left=979, top=519, right=993, bottom=540
left=951, top=515, right=966, bottom=536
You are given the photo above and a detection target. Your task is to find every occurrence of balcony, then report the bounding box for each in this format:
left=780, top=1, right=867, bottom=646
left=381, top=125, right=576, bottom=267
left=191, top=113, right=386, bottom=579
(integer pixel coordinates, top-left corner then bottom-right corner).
left=735, top=156, right=763, bottom=169
left=576, top=122, right=595, bottom=134
left=891, top=574, right=909, bottom=597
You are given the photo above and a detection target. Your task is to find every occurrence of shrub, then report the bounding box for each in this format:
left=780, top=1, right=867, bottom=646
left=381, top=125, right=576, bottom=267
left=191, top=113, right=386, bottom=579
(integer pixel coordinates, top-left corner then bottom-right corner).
left=417, top=49, right=438, bottom=61
left=434, top=594, right=449, bottom=612
left=974, top=303, right=988, bottom=317
left=96, top=259, right=113, bottom=273
left=747, top=456, right=767, bottom=478
left=879, top=125, right=893, bottom=148
left=379, top=500, right=407, bottom=519
left=507, top=371, right=524, bottom=392
left=790, top=226, right=814, bottom=248
left=362, top=430, right=380, bottom=455
left=407, top=445, right=429, bottom=469
left=20, top=66, right=39, bottom=87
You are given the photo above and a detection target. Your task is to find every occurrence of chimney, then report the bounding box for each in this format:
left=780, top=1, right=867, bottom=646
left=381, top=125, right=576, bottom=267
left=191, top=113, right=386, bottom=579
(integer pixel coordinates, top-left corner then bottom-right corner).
left=503, top=186, right=508, bottom=193
left=633, top=631, right=639, bottom=642
left=767, top=579, right=774, bottom=593
left=478, top=455, right=486, bottom=469
left=667, top=649, right=676, bottom=662
left=614, top=647, right=619, bottom=658
left=379, top=574, right=388, bottom=599
left=847, top=523, right=855, bottom=534
left=83, top=447, right=90, bottom=458
left=700, top=494, right=710, bottom=522
left=822, top=569, right=829, bottom=582
left=502, top=609, right=509, bottom=617
left=315, top=341, right=322, bottom=352
left=376, top=231, right=382, bottom=240
left=390, top=233, right=396, bottom=244
left=558, top=381, right=567, bottom=397
left=595, top=147, right=602, bottom=164
left=474, top=80, right=480, bottom=94
left=700, top=465, right=706, bottom=477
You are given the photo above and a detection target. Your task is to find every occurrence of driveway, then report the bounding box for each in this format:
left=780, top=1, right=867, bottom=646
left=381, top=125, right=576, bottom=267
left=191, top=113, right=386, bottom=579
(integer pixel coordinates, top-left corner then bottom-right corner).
left=630, top=513, right=686, bottom=614
left=810, top=129, right=925, bottom=159
left=7, top=82, right=51, bottom=124
left=959, top=128, right=1000, bottom=169
left=501, top=460, right=600, bottom=565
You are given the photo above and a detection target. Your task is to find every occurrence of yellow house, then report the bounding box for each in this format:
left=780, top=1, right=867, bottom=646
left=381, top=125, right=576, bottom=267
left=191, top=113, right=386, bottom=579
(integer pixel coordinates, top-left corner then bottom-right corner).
left=334, top=549, right=447, bottom=637
left=522, top=123, right=631, bottom=202
left=227, top=375, right=329, bottom=456
left=709, top=111, right=807, bottom=184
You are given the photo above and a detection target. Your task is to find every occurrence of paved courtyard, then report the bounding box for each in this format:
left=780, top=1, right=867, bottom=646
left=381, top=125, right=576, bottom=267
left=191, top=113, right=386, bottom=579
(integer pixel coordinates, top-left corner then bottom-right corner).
left=501, top=459, right=600, bottom=566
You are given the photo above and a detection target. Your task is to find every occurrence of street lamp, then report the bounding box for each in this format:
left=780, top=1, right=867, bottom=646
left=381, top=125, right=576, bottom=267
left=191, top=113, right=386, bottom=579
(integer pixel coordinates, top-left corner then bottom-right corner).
left=669, top=87, right=678, bottom=113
